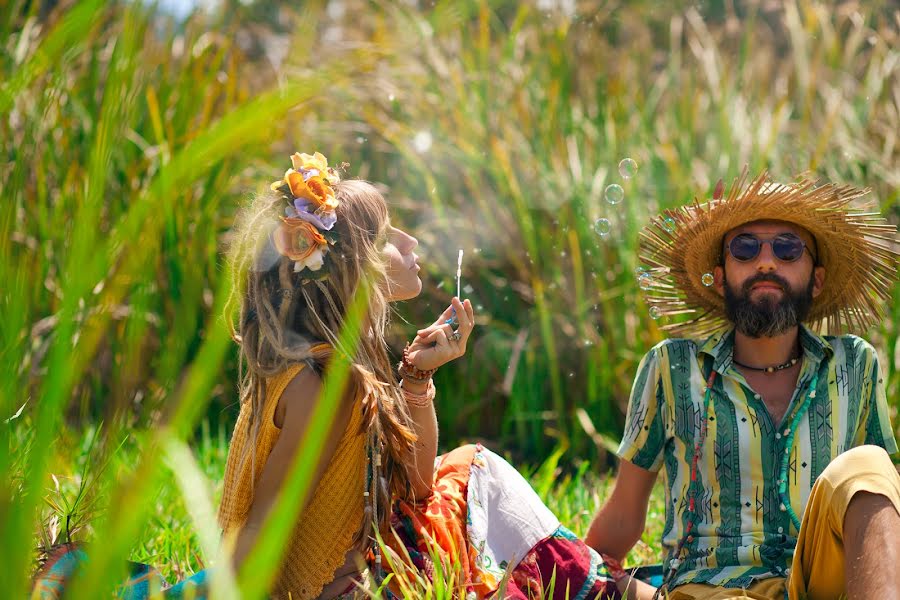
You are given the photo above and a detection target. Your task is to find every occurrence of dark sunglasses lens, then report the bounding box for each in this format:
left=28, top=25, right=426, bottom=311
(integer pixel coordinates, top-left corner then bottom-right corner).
left=729, top=235, right=760, bottom=261
left=773, top=235, right=804, bottom=261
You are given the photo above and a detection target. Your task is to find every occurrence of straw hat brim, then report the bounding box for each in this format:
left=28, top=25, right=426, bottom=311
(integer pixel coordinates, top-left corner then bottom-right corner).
left=639, top=170, right=899, bottom=337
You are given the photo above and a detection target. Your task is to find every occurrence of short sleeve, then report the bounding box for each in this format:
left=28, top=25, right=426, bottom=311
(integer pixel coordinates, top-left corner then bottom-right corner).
left=616, top=346, right=668, bottom=471
left=861, top=348, right=899, bottom=455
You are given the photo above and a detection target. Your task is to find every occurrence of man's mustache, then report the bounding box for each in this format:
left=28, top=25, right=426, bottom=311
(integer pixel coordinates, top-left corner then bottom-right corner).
left=740, top=273, right=791, bottom=294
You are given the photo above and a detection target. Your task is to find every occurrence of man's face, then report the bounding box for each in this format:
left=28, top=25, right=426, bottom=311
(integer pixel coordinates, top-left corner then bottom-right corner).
left=713, top=220, right=826, bottom=338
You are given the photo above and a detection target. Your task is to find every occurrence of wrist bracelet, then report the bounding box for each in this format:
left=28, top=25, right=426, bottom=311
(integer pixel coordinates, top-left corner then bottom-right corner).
left=600, top=554, right=628, bottom=582
left=397, top=343, right=437, bottom=382
left=400, top=379, right=436, bottom=407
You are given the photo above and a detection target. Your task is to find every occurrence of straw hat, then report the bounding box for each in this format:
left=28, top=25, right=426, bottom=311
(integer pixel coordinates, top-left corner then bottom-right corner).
left=639, top=170, right=899, bottom=337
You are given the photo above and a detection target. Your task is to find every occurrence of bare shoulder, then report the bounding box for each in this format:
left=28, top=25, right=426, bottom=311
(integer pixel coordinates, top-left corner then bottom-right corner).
left=273, top=363, right=323, bottom=429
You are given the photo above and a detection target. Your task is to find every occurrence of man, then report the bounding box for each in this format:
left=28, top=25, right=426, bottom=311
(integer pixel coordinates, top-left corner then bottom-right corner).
left=586, top=172, right=900, bottom=600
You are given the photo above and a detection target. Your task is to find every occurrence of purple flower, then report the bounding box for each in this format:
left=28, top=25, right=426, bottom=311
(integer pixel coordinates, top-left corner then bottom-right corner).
left=294, top=199, right=337, bottom=231
left=298, top=168, right=320, bottom=182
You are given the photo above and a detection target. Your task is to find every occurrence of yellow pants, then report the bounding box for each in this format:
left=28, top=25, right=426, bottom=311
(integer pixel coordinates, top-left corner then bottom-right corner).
left=668, top=445, right=900, bottom=600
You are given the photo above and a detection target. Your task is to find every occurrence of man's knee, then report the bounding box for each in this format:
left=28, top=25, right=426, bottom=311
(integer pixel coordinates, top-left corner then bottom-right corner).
left=820, top=445, right=894, bottom=487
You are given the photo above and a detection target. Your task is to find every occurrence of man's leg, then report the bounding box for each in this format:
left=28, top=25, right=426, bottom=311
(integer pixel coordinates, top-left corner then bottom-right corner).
left=788, top=445, right=900, bottom=600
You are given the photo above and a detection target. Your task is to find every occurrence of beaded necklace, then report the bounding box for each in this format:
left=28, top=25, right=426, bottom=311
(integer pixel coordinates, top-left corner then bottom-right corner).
left=653, top=366, right=820, bottom=597
left=777, top=372, right=818, bottom=530
left=366, top=436, right=384, bottom=574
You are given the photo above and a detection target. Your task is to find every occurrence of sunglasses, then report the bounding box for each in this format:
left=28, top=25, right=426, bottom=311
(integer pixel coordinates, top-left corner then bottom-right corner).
left=726, top=233, right=815, bottom=263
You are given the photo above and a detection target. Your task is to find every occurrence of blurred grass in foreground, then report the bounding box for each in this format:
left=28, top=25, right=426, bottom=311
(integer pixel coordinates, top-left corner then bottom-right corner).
left=36, top=424, right=666, bottom=585
left=3, top=0, right=899, bottom=597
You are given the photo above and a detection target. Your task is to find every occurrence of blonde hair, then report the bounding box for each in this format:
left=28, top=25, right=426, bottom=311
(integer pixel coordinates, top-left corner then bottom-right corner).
left=225, top=179, right=417, bottom=547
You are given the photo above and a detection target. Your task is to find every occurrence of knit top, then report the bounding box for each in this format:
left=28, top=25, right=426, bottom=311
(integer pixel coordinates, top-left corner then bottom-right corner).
left=217, top=360, right=366, bottom=599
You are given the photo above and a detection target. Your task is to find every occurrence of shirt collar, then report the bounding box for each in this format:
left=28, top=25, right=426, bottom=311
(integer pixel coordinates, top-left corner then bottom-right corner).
left=698, top=324, right=833, bottom=373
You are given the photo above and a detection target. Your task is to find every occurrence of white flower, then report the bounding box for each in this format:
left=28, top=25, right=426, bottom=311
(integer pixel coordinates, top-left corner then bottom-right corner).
left=293, top=248, right=325, bottom=272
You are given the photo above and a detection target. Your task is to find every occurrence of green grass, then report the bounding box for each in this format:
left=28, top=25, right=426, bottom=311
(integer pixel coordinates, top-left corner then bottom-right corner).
left=4, top=0, right=900, bottom=597
left=35, top=422, right=667, bottom=586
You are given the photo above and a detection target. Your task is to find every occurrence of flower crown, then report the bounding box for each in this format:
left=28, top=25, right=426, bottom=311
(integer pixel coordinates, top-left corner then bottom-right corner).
left=270, top=152, right=342, bottom=277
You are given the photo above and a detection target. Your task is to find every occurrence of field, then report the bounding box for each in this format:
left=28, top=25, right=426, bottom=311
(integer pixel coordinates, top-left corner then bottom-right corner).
left=3, top=0, right=898, bottom=597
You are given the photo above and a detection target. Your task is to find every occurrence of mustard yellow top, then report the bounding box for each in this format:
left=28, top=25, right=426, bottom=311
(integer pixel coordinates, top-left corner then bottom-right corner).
left=217, top=361, right=366, bottom=599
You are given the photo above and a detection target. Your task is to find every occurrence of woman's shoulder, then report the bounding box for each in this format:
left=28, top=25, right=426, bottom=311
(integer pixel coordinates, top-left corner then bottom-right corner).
left=266, top=343, right=332, bottom=406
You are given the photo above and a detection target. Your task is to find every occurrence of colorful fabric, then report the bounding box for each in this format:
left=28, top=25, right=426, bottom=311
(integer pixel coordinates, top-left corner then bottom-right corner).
left=616, top=325, right=898, bottom=589
left=30, top=544, right=210, bottom=600
left=669, top=446, right=900, bottom=600
left=382, top=444, right=619, bottom=599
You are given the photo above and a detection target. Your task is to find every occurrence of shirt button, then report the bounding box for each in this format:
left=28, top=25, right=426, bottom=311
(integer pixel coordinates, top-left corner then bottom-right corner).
left=775, top=433, right=782, bottom=439
left=754, top=393, right=762, bottom=400
left=778, top=526, right=784, bottom=533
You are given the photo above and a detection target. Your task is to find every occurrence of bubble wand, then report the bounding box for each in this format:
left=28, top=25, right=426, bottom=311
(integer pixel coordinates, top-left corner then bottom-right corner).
left=446, top=249, right=463, bottom=325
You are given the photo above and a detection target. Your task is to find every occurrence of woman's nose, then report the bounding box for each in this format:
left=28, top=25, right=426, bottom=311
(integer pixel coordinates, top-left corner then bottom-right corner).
left=403, top=232, right=419, bottom=253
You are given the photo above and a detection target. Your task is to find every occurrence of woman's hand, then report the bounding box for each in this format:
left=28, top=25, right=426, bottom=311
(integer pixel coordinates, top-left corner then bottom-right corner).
left=405, top=297, right=475, bottom=372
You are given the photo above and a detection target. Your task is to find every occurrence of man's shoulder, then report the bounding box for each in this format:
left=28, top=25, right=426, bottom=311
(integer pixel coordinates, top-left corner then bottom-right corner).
left=822, top=333, right=880, bottom=364
left=649, top=337, right=701, bottom=354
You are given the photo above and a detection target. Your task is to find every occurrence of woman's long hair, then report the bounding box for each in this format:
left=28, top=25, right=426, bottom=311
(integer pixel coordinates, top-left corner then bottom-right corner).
left=224, top=179, right=417, bottom=547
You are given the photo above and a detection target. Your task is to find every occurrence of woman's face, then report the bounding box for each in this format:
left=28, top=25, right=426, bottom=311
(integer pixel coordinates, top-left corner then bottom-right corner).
left=382, top=223, right=422, bottom=301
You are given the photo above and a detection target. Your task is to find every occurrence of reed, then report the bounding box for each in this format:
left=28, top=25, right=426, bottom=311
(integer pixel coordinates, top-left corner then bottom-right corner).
left=3, top=0, right=898, bottom=596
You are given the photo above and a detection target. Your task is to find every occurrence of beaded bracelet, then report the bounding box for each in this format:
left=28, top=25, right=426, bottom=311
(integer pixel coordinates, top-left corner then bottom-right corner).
left=600, top=553, right=629, bottom=583
left=400, top=379, right=436, bottom=408
left=397, top=343, right=437, bottom=382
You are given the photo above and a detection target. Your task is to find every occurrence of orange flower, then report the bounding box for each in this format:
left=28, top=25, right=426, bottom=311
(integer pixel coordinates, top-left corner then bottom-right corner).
left=284, top=171, right=339, bottom=211
left=273, top=218, right=328, bottom=271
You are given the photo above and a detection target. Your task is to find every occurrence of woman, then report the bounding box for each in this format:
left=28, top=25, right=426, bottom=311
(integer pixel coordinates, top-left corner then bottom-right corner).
left=33, top=152, right=622, bottom=600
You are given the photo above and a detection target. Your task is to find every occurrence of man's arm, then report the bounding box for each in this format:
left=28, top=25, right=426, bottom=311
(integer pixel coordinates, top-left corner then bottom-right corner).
left=584, top=458, right=657, bottom=560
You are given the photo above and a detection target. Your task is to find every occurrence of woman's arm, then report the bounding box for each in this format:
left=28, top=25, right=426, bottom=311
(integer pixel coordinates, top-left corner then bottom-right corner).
left=230, top=366, right=354, bottom=571
left=401, top=297, right=475, bottom=501
left=398, top=377, right=439, bottom=500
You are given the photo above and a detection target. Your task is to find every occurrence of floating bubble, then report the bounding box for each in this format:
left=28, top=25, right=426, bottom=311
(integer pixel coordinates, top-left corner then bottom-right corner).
left=594, top=218, right=611, bottom=237
left=634, top=265, right=649, bottom=278
left=388, top=93, right=395, bottom=102
left=701, top=272, right=715, bottom=287
left=638, top=272, right=653, bottom=290
left=618, top=158, right=638, bottom=179
left=662, top=216, right=677, bottom=232
left=413, top=131, right=433, bottom=153
left=463, top=284, right=474, bottom=294
left=649, top=306, right=662, bottom=319
left=604, top=184, right=624, bottom=205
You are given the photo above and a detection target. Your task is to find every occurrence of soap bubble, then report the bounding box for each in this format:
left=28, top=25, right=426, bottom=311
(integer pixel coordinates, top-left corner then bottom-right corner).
left=634, top=266, right=649, bottom=278
left=638, top=272, right=653, bottom=290
left=413, top=131, right=432, bottom=153
left=662, top=216, right=676, bottom=232
left=701, top=273, right=715, bottom=287
left=604, top=184, right=624, bottom=205
left=618, top=158, right=638, bottom=179
left=649, top=306, right=662, bottom=319
left=594, top=218, right=611, bottom=237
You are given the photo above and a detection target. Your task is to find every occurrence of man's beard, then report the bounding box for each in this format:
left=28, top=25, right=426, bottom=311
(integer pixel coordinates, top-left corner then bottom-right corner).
left=723, top=271, right=815, bottom=338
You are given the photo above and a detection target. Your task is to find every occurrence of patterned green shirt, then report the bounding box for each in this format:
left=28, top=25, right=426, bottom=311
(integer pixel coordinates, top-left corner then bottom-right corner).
left=616, top=326, right=898, bottom=589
